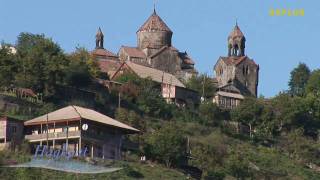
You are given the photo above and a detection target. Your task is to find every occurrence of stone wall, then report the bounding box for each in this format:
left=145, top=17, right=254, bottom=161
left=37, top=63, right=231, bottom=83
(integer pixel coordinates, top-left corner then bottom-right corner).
left=215, top=59, right=235, bottom=87
left=137, top=31, right=172, bottom=49
left=149, top=48, right=180, bottom=74
left=234, top=60, right=259, bottom=96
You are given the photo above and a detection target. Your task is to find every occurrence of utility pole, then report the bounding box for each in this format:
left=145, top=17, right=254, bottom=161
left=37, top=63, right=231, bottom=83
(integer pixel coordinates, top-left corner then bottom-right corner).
left=118, top=91, right=121, bottom=108
left=202, top=75, right=206, bottom=102
left=46, top=108, right=49, bottom=147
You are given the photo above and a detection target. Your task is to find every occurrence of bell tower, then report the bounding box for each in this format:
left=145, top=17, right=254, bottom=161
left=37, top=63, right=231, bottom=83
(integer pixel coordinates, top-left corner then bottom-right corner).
left=96, top=27, right=104, bottom=49
left=228, top=22, right=246, bottom=57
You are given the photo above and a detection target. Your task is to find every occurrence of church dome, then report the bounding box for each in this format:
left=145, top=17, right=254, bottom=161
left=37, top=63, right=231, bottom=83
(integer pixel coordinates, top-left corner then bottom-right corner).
left=228, top=24, right=244, bottom=40
left=137, top=9, right=173, bottom=49
left=137, top=10, right=172, bottom=33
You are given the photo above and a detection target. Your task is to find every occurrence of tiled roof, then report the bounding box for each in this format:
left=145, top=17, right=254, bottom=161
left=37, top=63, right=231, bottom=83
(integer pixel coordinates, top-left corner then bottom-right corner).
left=220, top=56, right=257, bottom=66
left=96, top=27, right=104, bottom=38
left=98, top=60, right=121, bottom=74
left=179, top=52, right=195, bottom=65
left=24, top=105, right=139, bottom=132
left=92, top=48, right=117, bottom=57
left=121, top=46, right=146, bottom=58
left=149, top=46, right=168, bottom=58
left=217, top=91, right=244, bottom=99
left=137, top=10, right=172, bottom=33
left=119, top=61, right=185, bottom=88
left=228, top=24, right=244, bottom=39
left=17, top=88, right=37, bottom=97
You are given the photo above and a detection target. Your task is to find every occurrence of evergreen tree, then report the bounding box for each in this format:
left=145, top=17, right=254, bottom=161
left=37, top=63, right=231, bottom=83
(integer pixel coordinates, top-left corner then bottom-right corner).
left=0, top=44, right=17, bottom=86
left=288, top=63, right=310, bottom=96
left=305, top=69, right=320, bottom=96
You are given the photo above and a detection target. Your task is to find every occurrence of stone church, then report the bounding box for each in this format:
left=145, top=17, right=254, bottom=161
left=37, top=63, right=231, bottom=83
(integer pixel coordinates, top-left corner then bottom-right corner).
left=92, top=9, right=198, bottom=81
left=213, top=23, right=259, bottom=109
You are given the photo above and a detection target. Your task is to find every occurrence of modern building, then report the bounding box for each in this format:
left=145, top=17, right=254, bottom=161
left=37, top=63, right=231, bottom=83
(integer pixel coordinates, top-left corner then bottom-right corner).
left=24, top=105, right=139, bottom=159
left=213, top=23, right=259, bottom=109
left=0, top=116, right=24, bottom=150
left=111, top=61, right=200, bottom=106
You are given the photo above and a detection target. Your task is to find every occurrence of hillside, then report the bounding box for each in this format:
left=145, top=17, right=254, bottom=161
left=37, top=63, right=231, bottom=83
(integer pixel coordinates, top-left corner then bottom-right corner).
left=0, top=33, right=320, bottom=179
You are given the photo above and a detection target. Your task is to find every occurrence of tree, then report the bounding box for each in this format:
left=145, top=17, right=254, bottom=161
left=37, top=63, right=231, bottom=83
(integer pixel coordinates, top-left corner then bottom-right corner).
left=65, top=59, right=91, bottom=88
left=186, top=74, right=216, bottom=100
left=305, top=69, right=320, bottom=96
left=231, top=97, right=264, bottom=137
left=191, top=132, right=228, bottom=179
left=15, top=33, right=68, bottom=97
left=271, top=92, right=313, bottom=136
left=144, top=123, right=186, bottom=167
left=288, top=63, right=310, bottom=96
left=0, top=44, right=17, bottom=86
left=199, top=101, right=223, bottom=126
left=115, top=108, right=145, bottom=132
left=69, top=47, right=106, bottom=79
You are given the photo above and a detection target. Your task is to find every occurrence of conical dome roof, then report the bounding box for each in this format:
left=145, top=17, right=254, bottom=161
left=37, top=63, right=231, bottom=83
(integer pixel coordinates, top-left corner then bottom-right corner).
left=228, top=24, right=244, bottom=39
left=96, top=27, right=104, bottom=38
left=137, top=10, right=172, bottom=33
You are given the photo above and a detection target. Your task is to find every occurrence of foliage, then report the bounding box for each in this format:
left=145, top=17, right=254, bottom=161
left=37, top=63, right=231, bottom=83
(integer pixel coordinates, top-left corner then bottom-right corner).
left=198, top=101, right=223, bottom=126
left=288, top=63, right=310, bottom=96
left=231, top=97, right=264, bottom=137
left=0, top=44, right=17, bottom=86
left=190, top=132, right=228, bottom=178
left=64, top=58, right=92, bottom=88
left=15, top=33, right=68, bottom=97
left=144, top=123, right=187, bottom=167
left=68, top=47, right=106, bottom=79
left=115, top=108, right=146, bottom=132
left=305, top=69, right=320, bottom=96
left=2, top=33, right=320, bottom=179
left=185, top=74, right=216, bottom=100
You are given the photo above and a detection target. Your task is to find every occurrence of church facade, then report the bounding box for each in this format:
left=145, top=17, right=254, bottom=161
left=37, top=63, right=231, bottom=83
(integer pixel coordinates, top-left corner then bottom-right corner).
left=92, top=9, right=197, bottom=82
left=90, top=9, right=259, bottom=109
left=213, top=24, right=259, bottom=109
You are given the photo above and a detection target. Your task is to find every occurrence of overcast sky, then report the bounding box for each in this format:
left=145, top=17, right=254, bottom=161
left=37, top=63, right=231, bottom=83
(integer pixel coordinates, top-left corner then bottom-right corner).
left=1, top=0, right=319, bottom=97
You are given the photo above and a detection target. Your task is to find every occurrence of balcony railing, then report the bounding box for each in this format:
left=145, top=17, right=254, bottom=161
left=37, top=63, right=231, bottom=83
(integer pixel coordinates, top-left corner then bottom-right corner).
left=25, top=131, right=80, bottom=141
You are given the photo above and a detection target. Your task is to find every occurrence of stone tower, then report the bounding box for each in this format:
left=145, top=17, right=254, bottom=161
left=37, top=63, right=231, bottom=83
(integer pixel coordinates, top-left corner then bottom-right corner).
left=214, top=23, right=259, bottom=97
left=228, top=22, right=246, bottom=57
left=137, top=9, right=173, bottom=50
left=96, top=27, right=104, bottom=49
left=118, top=8, right=198, bottom=81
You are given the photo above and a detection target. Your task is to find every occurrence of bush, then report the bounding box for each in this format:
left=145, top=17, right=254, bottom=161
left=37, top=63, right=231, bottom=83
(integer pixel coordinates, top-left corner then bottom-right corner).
left=144, top=123, right=186, bottom=167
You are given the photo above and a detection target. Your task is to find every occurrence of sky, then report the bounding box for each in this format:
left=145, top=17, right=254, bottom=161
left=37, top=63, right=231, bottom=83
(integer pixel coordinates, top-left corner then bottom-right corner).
left=0, top=0, right=319, bottom=97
